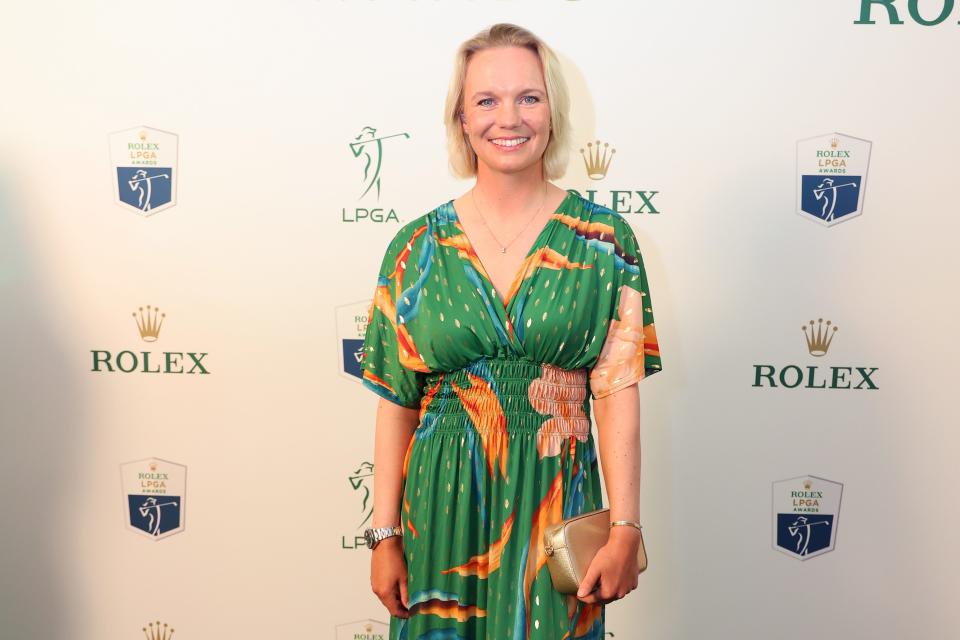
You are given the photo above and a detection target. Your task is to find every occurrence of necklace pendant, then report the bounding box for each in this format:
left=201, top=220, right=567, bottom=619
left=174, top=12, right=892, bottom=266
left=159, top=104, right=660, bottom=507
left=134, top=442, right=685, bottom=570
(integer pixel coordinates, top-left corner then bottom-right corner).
left=500, top=246, right=506, bottom=253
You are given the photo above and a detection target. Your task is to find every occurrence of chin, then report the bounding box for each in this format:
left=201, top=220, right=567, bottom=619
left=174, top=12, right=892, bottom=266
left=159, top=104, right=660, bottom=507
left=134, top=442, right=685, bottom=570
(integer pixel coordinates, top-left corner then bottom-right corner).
left=479, top=150, right=548, bottom=175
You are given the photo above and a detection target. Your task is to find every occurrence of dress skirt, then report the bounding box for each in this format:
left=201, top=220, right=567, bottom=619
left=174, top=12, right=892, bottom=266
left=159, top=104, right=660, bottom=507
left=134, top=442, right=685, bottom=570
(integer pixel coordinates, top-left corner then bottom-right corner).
left=391, top=355, right=606, bottom=640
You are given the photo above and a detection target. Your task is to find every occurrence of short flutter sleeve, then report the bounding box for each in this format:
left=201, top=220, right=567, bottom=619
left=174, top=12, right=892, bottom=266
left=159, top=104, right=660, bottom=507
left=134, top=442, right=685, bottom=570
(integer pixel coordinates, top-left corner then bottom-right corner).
left=360, top=230, right=429, bottom=409
left=589, top=217, right=662, bottom=399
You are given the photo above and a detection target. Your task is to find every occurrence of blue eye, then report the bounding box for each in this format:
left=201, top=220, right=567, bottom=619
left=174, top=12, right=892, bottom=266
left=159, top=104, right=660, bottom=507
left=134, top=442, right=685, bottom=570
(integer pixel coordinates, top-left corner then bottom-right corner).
left=520, top=95, right=540, bottom=105
left=478, top=98, right=495, bottom=107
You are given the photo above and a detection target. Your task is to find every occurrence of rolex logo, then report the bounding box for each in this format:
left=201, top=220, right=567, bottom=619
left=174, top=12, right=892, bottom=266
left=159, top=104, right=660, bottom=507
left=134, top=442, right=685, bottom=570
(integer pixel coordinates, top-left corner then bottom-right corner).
left=579, top=140, right=616, bottom=180
left=752, top=318, right=878, bottom=391
left=802, top=318, right=837, bottom=357
left=830, top=137, right=839, bottom=149
left=133, top=305, right=165, bottom=342
left=90, top=306, right=210, bottom=375
left=142, top=621, right=174, bottom=640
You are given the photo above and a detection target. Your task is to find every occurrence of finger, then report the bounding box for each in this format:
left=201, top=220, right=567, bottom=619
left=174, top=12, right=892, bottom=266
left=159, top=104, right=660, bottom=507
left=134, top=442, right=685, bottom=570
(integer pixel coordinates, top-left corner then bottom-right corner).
left=393, top=579, right=411, bottom=617
left=399, top=575, right=410, bottom=609
left=378, top=580, right=410, bottom=618
left=578, top=580, right=603, bottom=604
left=576, top=563, right=601, bottom=599
left=386, top=591, right=410, bottom=618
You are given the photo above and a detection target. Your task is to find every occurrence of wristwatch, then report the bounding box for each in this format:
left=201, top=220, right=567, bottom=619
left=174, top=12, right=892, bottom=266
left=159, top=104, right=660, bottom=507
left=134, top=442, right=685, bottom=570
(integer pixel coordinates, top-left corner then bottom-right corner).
left=364, top=525, right=403, bottom=549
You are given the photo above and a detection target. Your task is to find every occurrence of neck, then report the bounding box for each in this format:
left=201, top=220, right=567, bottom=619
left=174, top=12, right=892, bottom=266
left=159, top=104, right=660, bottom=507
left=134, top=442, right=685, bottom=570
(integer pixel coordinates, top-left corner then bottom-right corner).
left=473, top=161, right=548, bottom=221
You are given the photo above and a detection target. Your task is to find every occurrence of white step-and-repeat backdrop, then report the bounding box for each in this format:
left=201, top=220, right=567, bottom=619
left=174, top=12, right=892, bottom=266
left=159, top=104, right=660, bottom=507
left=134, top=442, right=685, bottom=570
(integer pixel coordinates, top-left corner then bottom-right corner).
left=1, top=1, right=958, bottom=638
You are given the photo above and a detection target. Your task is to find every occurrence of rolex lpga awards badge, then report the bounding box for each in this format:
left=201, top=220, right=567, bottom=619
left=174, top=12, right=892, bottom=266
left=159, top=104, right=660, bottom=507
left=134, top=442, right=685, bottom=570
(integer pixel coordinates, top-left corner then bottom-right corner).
left=121, top=457, right=186, bottom=540
left=772, top=475, right=843, bottom=560
left=336, top=299, right=372, bottom=382
left=110, top=126, right=178, bottom=216
left=796, top=132, right=871, bottom=226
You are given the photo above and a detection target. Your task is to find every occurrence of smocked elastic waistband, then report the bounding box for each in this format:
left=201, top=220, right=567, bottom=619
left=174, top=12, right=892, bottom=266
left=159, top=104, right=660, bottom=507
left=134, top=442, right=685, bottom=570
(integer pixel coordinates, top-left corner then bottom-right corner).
left=419, top=356, right=591, bottom=435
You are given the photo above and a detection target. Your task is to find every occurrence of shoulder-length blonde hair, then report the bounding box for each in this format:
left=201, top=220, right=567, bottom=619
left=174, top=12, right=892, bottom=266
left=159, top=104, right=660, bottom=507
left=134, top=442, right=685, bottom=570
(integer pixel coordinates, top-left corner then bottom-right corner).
left=444, top=23, right=572, bottom=181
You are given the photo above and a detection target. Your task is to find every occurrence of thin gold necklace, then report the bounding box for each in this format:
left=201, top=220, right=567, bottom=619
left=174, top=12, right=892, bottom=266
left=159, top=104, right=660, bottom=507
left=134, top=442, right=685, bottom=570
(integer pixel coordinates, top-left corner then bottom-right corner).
left=469, top=184, right=548, bottom=253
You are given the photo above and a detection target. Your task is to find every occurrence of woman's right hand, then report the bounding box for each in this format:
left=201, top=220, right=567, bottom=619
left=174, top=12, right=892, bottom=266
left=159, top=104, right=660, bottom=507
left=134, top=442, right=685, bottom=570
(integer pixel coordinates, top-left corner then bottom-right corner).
left=370, top=536, right=411, bottom=618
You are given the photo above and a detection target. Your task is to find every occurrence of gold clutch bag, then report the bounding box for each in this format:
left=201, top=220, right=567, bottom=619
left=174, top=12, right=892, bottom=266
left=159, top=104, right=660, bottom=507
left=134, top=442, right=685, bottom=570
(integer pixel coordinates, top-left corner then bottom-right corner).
left=543, top=507, right=648, bottom=595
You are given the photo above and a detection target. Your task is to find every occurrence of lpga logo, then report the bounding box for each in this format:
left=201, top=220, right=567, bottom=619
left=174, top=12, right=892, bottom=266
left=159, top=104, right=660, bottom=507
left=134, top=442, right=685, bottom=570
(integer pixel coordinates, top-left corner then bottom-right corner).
left=121, top=457, right=187, bottom=540
left=341, top=125, right=408, bottom=223
left=341, top=460, right=375, bottom=550
left=110, top=126, right=178, bottom=216
left=772, top=475, right=843, bottom=560
left=796, top=132, right=871, bottom=227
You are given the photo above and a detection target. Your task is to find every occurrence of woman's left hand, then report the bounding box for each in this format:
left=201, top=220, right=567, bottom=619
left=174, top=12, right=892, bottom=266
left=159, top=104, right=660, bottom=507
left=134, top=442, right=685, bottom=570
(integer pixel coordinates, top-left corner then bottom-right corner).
left=575, top=527, right=642, bottom=605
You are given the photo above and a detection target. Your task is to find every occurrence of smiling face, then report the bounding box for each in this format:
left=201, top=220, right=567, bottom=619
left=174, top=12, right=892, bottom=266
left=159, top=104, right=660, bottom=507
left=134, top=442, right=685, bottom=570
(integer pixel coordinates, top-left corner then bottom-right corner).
left=460, top=46, right=552, bottom=177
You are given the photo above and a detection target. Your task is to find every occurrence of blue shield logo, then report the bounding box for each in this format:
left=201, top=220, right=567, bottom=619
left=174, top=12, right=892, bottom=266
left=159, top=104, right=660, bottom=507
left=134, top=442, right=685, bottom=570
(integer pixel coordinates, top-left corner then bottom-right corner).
left=127, top=494, right=181, bottom=537
left=342, top=338, right=365, bottom=379
left=776, top=513, right=834, bottom=557
left=800, top=175, right=861, bottom=223
left=117, top=167, right=173, bottom=213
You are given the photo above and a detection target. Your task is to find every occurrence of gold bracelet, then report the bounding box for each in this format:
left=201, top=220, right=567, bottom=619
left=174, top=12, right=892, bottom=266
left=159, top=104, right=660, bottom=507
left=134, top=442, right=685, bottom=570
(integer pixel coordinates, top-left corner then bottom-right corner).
left=609, top=520, right=642, bottom=531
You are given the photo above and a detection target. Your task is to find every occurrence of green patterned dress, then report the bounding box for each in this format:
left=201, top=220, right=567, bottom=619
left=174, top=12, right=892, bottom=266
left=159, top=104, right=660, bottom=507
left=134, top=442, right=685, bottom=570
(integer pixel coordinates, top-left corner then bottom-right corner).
left=361, top=190, right=662, bottom=640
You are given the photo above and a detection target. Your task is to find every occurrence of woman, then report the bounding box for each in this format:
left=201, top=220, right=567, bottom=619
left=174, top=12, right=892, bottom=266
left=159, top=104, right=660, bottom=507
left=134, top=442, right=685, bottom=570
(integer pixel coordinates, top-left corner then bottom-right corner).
left=361, top=23, right=662, bottom=639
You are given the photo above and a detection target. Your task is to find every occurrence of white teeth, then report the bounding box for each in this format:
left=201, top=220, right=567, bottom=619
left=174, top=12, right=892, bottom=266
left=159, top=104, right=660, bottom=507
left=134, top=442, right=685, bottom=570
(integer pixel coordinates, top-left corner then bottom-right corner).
left=491, top=137, right=529, bottom=148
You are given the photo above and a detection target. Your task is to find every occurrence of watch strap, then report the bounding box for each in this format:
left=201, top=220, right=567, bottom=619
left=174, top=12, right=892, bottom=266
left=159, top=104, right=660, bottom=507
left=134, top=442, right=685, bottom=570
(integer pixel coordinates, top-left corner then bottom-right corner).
left=367, top=525, right=402, bottom=549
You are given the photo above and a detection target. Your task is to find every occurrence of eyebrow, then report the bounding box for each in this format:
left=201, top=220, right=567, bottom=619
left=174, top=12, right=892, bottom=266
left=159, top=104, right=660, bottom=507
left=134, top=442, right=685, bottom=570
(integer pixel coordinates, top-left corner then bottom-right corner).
left=469, top=88, right=546, bottom=101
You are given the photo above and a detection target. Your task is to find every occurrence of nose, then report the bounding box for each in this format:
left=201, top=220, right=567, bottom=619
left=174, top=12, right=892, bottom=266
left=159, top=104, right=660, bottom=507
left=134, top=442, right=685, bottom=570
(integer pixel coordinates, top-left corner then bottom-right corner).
left=496, top=101, right=522, bottom=129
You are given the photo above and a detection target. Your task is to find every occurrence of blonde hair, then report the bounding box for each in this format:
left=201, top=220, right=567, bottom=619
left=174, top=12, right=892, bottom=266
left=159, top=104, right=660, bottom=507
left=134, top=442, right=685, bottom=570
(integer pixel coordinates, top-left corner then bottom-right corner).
left=444, top=23, right=572, bottom=181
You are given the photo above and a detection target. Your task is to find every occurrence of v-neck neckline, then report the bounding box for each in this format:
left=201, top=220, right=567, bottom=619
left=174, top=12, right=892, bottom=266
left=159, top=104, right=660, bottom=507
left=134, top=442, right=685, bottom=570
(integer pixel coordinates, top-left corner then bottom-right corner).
left=447, top=190, right=572, bottom=312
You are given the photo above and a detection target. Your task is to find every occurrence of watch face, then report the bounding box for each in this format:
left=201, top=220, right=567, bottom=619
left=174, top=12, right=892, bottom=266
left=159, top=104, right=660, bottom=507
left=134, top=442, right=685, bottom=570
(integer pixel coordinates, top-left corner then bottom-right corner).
left=364, top=529, right=375, bottom=548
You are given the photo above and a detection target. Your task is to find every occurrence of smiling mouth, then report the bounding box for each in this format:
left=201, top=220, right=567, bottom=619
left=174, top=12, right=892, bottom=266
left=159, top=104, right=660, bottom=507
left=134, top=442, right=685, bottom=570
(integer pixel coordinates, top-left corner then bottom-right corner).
left=490, top=137, right=530, bottom=148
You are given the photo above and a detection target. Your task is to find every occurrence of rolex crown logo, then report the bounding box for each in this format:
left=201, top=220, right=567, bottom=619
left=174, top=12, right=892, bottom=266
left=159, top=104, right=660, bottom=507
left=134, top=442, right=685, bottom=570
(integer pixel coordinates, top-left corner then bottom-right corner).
left=802, top=318, right=838, bottom=357
left=132, top=305, right=166, bottom=342
left=579, top=140, right=616, bottom=180
left=830, top=137, right=839, bottom=148
left=803, top=480, right=812, bottom=490
left=142, top=621, right=174, bottom=640
left=139, top=130, right=148, bottom=141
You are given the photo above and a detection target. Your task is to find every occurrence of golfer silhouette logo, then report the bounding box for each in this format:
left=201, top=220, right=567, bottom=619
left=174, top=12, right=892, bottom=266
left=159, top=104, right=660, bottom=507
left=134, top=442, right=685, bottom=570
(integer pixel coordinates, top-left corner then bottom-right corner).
left=126, top=168, right=171, bottom=212
left=136, top=495, right=181, bottom=536
left=349, top=461, right=375, bottom=528
left=786, top=515, right=832, bottom=556
left=810, top=177, right=859, bottom=223
left=349, top=126, right=409, bottom=200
